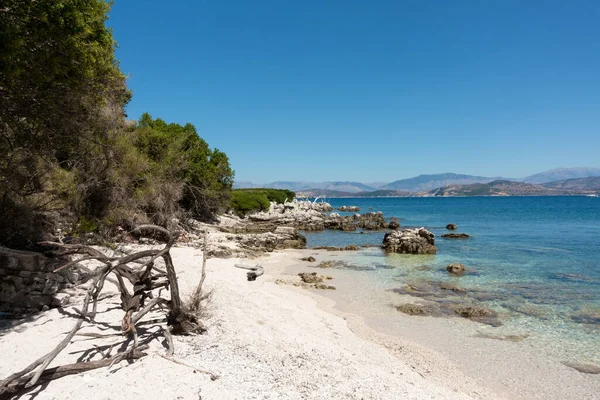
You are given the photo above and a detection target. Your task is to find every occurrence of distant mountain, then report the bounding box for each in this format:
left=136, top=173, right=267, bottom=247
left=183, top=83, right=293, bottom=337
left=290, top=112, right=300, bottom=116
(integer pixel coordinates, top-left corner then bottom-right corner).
left=236, top=181, right=376, bottom=193
left=542, top=177, right=600, bottom=192
left=233, top=181, right=262, bottom=189
left=296, top=189, right=412, bottom=198
left=522, top=168, right=600, bottom=184
left=381, top=173, right=510, bottom=192
left=423, top=180, right=568, bottom=197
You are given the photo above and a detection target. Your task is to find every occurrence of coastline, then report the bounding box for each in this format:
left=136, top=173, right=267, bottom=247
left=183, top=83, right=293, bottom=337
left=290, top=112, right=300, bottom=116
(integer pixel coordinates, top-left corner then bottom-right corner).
left=0, top=245, right=482, bottom=399
left=273, top=248, right=600, bottom=400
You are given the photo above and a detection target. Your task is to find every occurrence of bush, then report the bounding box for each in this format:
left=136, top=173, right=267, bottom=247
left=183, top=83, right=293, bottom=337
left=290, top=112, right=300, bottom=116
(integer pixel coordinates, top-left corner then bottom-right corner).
left=230, top=189, right=295, bottom=216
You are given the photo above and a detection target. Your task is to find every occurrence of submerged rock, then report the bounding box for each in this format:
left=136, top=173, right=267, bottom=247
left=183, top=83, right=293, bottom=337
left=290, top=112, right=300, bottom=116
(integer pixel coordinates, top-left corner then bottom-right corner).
left=475, top=333, right=529, bottom=342
left=563, top=362, right=600, bottom=374
left=441, top=233, right=471, bottom=239
left=446, top=263, right=466, bottom=275
left=415, top=265, right=432, bottom=271
left=396, top=304, right=428, bottom=316
left=382, top=228, right=436, bottom=254
left=446, top=224, right=457, bottom=230
left=454, top=306, right=497, bottom=318
left=298, top=272, right=332, bottom=284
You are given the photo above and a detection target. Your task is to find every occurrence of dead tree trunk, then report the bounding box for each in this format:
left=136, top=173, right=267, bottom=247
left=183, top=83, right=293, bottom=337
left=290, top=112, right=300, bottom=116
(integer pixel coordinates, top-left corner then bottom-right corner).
left=0, top=225, right=210, bottom=399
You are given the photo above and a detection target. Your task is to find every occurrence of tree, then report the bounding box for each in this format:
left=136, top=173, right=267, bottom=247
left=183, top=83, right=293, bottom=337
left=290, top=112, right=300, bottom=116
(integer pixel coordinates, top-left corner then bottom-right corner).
left=0, top=0, right=130, bottom=248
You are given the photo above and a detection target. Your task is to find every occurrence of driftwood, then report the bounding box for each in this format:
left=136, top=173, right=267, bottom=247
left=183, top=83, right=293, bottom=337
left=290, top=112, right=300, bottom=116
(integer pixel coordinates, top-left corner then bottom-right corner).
left=0, top=225, right=212, bottom=399
left=234, top=263, right=264, bottom=281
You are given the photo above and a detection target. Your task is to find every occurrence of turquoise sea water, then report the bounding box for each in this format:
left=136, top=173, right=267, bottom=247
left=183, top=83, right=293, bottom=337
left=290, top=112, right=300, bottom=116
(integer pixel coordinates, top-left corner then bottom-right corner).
left=302, top=196, right=600, bottom=362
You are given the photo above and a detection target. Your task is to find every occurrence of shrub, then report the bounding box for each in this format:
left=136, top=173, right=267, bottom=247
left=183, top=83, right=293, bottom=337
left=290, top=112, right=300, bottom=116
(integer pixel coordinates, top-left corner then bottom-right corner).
left=230, top=189, right=295, bottom=216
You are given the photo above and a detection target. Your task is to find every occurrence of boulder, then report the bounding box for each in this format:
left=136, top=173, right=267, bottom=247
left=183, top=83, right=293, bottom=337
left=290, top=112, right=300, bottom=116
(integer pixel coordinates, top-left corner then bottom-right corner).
left=388, top=218, right=400, bottom=230
left=446, top=263, right=466, bottom=275
left=382, top=228, right=437, bottom=254
left=441, top=233, right=470, bottom=239
left=301, top=256, right=316, bottom=262
left=446, top=224, right=457, bottom=230
left=344, top=245, right=360, bottom=251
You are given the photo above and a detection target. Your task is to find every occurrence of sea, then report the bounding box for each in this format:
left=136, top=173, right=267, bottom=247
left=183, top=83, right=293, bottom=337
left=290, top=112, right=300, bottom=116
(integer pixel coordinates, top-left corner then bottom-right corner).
left=301, top=196, right=600, bottom=364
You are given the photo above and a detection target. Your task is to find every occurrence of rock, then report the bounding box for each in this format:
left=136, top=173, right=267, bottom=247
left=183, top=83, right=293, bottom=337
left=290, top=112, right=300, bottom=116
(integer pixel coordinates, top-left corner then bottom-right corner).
left=563, top=362, right=600, bottom=374
left=382, top=228, right=436, bottom=254
left=337, top=206, right=360, bottom=212
left=570, top=311, right=600, bottom=325
left=317, top=261, right=336, bottom=268
left=475, top=333, right=529, bottom=342
left=301, top=256, right=316, bottom=262
left=415, top=265, right=432, bottom=271
left=388, top=218, right=400, bottom=230
left=344, top=245, right=359, bottom=251
left=454, top=306, right=497, bottom=319
left=298, top=272, right=324, bottom=284
left=396, top=304, right=427, bottom=316
left=446, top=224, right=457, bottom=230
left=314, top=283, right=336, bottom=290
left=446, top=263, right=466, bottom=275
left=51, top=293, right=70, bottom=308
left=356, top=212, right=387, bottom=230
left=440, top=283, right=466, bottom=293
left=441, top=233, right=470, bottom=239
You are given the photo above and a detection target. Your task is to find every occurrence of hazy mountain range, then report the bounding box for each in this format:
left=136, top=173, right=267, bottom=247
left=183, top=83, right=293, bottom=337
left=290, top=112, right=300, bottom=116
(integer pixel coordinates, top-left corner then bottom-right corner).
left=235, top=167, right=600, bottom=194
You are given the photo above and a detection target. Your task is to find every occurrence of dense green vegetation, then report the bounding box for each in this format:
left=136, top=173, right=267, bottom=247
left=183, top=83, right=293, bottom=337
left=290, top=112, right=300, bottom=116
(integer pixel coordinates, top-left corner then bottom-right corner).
left=0, top=1, right=233, bottom=249
left=231, top=189, right=295, bottom=216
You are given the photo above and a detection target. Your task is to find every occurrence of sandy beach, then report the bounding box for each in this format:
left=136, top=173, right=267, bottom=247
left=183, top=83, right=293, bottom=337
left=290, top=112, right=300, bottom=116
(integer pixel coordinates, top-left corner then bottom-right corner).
left=1, top=244, right=599, bottom=399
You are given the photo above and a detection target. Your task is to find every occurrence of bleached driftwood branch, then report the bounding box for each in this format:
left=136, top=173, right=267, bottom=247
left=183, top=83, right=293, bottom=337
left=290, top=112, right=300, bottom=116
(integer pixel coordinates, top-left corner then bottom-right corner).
left=234, top=263, right=264, bottom=281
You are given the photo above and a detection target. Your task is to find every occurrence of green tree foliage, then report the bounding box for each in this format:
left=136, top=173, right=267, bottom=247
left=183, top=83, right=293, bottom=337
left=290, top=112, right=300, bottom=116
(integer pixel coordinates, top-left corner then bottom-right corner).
left=0, top=0, right=130, bottom=248
left=131, top=113, right=234, bottom=222
left=0, top=2, right=234, bottom=248
left=230, top=189, right=295, bottom=216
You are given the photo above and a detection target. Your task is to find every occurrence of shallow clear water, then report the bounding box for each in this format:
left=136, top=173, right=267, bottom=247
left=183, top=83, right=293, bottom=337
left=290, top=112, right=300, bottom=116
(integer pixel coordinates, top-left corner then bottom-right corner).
left=302, top=196, right=600, bottom=362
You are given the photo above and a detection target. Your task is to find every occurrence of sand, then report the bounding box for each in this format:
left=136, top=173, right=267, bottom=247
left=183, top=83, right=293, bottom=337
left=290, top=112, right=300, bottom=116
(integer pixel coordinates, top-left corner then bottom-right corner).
left=0, top=246, right=484, bottom=399
left=2, top=245, right=597, bottom=399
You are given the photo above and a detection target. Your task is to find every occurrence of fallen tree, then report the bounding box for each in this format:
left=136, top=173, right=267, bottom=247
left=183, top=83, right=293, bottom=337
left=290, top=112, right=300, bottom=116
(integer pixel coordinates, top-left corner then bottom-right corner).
left=0, top=225, right=211, bottom=398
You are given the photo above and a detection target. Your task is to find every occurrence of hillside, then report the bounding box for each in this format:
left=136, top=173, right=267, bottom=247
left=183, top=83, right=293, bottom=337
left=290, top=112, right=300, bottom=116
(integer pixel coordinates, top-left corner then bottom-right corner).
left=296, top=189, right=413, bottom=198
left=522, top=167, right=600, bottom=184
left=542, top=176, right=600, bottom=191
left=424, top=180, right=569, bottom=197
left=381, top=173, right=510, bottom=192
left=263, top=181, right=376, bottom=193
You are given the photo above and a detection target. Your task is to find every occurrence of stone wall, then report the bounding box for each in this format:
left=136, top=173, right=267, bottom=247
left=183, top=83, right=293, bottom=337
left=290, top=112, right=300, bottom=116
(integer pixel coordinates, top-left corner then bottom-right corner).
left=0, top=246, right=81, bottom=311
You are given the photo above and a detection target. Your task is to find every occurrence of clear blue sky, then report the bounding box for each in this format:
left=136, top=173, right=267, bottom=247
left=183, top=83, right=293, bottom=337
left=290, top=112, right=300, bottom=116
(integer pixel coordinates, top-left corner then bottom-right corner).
left=108, top=1, right=600, bottom=183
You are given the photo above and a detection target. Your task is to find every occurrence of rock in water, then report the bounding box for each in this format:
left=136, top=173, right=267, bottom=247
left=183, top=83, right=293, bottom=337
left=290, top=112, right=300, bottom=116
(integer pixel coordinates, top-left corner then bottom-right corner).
left=446, top=224, right=457, bottom=230
left=388, top=218, right=400, bottom=230
left=382, top=228, right=436, bottom=254
left=446, top=263, right=466, bottom=275
left=301, top=256, right=316, bottom=262
left=441, top=233, right=470, bottom=239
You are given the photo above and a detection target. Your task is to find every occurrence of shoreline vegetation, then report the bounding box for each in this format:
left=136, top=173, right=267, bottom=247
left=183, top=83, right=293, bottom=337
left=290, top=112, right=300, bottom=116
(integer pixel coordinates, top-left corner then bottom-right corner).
left=1, top=2, right=599, bottom=400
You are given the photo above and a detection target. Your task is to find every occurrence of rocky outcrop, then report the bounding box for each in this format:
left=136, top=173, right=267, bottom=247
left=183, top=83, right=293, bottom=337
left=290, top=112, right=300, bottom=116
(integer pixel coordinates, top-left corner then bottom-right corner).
left=246, top=200, right=390, bottom=232
left=382, top=228, right=436, bottom=254
left=446, top=263, right=466, bottom=275
left=0, top=246, right=91, bottom=312
left=446, top=224, right=457, bottom=230
left=337, top=206, right=360, bottom=212
left=441, top=233, right=470, bottom=239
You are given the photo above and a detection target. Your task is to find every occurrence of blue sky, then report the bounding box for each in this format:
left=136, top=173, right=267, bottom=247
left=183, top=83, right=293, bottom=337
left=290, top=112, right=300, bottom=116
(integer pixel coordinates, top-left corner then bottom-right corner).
left=108, top=1, right=600, bottom=182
